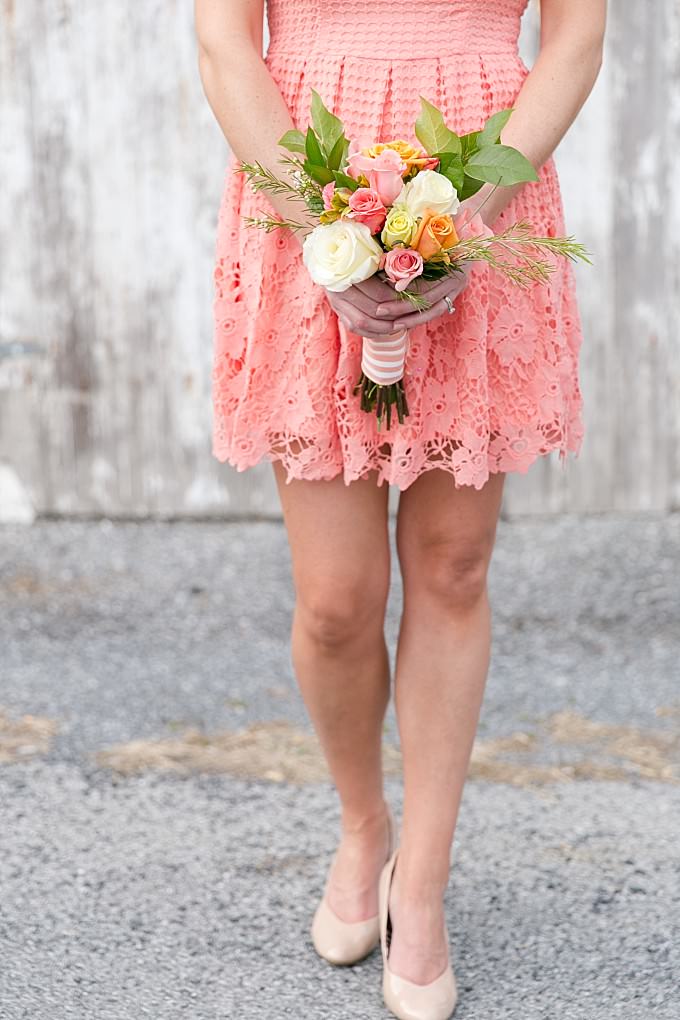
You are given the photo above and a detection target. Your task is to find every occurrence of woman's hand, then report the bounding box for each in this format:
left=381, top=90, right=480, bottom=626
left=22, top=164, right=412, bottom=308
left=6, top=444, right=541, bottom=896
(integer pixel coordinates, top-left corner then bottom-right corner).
left=373, top=263, right=473, bottom=331
left=325, top=262, right=473, bottom=338
left=324, top=276, right=409, bottom=339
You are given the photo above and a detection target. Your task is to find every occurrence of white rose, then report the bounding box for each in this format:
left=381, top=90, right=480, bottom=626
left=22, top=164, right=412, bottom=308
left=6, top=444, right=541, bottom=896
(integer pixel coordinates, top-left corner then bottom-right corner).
left=395, top=169, right=460, bottom=220
left=302, top=220, right=383, bottom=292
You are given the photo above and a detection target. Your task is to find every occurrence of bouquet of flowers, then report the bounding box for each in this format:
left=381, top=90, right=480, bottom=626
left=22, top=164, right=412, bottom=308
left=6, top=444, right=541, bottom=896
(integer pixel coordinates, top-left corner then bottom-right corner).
left=239, top=91, right=590, bottom=430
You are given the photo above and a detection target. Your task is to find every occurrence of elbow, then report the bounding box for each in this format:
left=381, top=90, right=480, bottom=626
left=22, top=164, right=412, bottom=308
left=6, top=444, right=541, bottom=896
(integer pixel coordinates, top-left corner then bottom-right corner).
left=196, top=35, right=236, bottom=96
left=578, top=16, right=607, bottom=77
left=196, top=31, right=229, bottom=71
left=196, top=45, right=219, bottom=101
left=545, top=30, right=605, bottom=89
left=195, top=14, right=259, bottom=65
left=570, top=28, right=605, bottom=76
left=587, top=37, right=605, bottom=91
left=589, top=31, right=605, bottom=75
left=197, top=42, right=218, bottom=82
left=196, top=31, right=258, bottom=87
left=542, top=14, right=606, bottom=78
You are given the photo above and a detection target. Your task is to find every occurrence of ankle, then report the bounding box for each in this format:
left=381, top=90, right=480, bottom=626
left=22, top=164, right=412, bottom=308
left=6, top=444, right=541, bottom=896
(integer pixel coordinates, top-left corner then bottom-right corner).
left=392, top=854, right=449, bottom=904
left=341, top=799, right=390, bottom=837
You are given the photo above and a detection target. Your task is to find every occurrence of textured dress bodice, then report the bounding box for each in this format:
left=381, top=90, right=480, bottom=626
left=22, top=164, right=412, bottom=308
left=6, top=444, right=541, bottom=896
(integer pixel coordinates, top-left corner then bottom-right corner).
left=267, top=0, right=530, bottom=59
left=263, top=0, right=533, bottom=141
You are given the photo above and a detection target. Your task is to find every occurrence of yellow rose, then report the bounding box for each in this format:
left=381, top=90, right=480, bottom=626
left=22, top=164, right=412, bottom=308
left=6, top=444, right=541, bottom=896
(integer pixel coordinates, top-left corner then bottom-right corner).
left=412, top=210, right=460, bottom=261
left=364, top=140, right=437, bottom=174
left=369, top=140, right=434, bottom=176
left=381, top=206, right=417, bottom=248
left=362, top=142, right=389, bottom=159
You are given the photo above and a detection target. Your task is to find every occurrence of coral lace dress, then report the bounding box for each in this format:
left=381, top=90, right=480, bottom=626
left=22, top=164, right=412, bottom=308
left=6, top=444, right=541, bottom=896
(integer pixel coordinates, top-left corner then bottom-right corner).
left=211, top=0, right=585, bottom=490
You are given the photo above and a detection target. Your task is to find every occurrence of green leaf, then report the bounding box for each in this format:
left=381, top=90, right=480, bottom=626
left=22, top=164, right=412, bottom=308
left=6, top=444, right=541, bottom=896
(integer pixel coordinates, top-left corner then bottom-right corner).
left=439, top=154, right=464, bottom=193
left=326, top=134, right=346, bottom=171
left=477, top=109, right=513, bottom=147
left=278, top=129, right=307, bottom=155
left=305, top=126, right=325, bottom=167
left=332, top=170, right=360, bottom=191
left=415, top=97, right=461, bottom=156
left=464, top=144, right=539, bottom=186
left=310, top=89, right=345, bottom=157
left=433, top=151, right=454, bottom=171
left=458, top=175, right=485, bottom=202
left=303, top=160, right=335, bottom=185
left=460, top=130, right=480, bottom=163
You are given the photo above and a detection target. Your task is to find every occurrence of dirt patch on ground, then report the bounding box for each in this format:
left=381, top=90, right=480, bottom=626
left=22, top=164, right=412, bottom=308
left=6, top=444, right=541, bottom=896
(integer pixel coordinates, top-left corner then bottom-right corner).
left=1, top=570, right=95, bottom=598
left=470, top=710, right=679, bottom=785
left=96, top=721, right=403, bottom=783
left=546, top=709, right=680, bottom=782
left=96, top=709, right=680, bottom=787
left=0, top=708, right=58, bottom=763
left=655, top=704, right=680, bottom=719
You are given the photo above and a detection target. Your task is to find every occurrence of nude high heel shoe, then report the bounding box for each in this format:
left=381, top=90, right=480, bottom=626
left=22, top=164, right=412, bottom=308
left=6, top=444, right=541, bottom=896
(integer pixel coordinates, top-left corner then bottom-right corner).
left=378, top=848, right=458, bottom=1020
left=311, top=802, right=396, bottom=965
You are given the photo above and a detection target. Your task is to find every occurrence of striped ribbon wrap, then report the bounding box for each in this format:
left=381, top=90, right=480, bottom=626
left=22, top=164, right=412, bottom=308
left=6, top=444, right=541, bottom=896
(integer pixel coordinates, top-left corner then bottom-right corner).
left=360, top=329, right=409, bottom=386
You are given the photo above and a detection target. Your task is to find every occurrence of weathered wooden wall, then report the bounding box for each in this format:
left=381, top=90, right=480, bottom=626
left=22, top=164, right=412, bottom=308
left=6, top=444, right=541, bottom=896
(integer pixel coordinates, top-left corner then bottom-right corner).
left=1, top=1, right=678, bottom=519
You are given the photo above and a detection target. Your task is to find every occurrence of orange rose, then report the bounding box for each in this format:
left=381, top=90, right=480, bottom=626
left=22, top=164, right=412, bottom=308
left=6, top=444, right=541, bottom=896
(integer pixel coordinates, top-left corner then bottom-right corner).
left=412, top=210, right=460, bottom=260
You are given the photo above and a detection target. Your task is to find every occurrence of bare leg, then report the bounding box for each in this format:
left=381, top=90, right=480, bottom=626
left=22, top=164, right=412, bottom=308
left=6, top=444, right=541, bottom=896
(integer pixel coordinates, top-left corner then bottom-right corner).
left=387, top=468, right=506, bottom=983
left=272, top=461, right=393, bottom=921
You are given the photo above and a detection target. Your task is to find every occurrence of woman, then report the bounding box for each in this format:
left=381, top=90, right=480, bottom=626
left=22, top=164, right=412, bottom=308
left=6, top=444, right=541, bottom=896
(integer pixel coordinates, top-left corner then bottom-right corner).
left=196, top=1, right=606, bottom=1017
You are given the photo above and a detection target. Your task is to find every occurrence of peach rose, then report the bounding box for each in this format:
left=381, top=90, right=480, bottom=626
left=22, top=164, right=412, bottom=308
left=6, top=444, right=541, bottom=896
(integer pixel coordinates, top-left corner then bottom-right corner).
left=412, top=210, right=460, bottom=260
left=382, top=248, right=424, bottom=292
left=344, top=187, right=387, bottom=234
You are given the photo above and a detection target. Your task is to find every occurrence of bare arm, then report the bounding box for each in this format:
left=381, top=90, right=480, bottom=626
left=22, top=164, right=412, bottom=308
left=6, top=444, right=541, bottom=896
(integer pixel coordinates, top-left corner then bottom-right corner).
left=195, top=0, right=310, bottom=240
left=466, top=0, right=607, bottom=229
left=375, top=0, right=607, bottom=328
left=195, top=0, right=404, bottom=334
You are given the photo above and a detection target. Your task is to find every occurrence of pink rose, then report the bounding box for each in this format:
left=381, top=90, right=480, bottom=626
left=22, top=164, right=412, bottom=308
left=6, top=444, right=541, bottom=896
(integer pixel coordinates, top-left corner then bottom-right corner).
left=345, top=187, right=387, bottom=234
left=383, top=248, right=424, bottom=292
left=322, top=182, right=336, bottom=211
left=347, top=144, right=406, bottom=206
left=453, top=206, right=494, bottom=242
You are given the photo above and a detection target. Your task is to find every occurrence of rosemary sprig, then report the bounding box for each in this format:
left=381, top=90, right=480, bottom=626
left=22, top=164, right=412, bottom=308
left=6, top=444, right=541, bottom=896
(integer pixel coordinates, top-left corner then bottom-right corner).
left=237, top=160, right=302, bottom=198
left=466, top=219, right=592, bottom=264
left=450, top=221, right=592, bottom=288
left=243, top=214, right=311, bottom=233
left=237, top=158, right=324, bottom=216
left=277, top=155, right=325, bottom=214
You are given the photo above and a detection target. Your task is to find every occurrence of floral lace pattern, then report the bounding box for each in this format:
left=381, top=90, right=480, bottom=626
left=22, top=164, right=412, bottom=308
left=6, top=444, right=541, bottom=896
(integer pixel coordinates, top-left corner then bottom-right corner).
left=211, top=0, right=584, bottom=490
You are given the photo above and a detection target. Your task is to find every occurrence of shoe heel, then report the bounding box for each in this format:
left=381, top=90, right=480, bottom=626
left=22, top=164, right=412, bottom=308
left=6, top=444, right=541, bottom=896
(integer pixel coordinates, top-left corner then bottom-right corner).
left=378, top=847, right=458, bottom=1020
left=311, top=801, right=397, bottom=966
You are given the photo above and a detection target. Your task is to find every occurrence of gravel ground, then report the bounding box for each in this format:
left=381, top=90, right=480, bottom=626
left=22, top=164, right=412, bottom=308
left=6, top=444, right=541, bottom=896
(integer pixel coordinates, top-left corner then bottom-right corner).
left=1, top=514, right=679, bottom=1019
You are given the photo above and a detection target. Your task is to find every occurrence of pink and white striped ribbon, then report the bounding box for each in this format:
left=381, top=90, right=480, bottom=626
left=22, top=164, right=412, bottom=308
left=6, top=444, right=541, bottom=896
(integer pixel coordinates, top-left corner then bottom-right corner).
left=361, top=329, right=409, bottom=386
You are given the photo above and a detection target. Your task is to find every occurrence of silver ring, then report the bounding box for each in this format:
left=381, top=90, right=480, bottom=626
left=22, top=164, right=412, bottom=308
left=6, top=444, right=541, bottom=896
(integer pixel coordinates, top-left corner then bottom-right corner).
left=444, top=295, right=456, bottom=315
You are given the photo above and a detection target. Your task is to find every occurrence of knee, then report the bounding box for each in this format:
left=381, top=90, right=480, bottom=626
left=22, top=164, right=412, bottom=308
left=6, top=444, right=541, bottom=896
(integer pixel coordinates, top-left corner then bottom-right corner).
left=296, top=580, right=387, bottom=649
left=404, top=540, right=492, bottom=612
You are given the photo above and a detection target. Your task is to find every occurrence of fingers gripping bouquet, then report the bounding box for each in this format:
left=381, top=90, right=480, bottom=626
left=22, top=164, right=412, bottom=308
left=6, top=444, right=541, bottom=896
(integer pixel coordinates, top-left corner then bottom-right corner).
left=239, top=92, right=590, bottom=430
